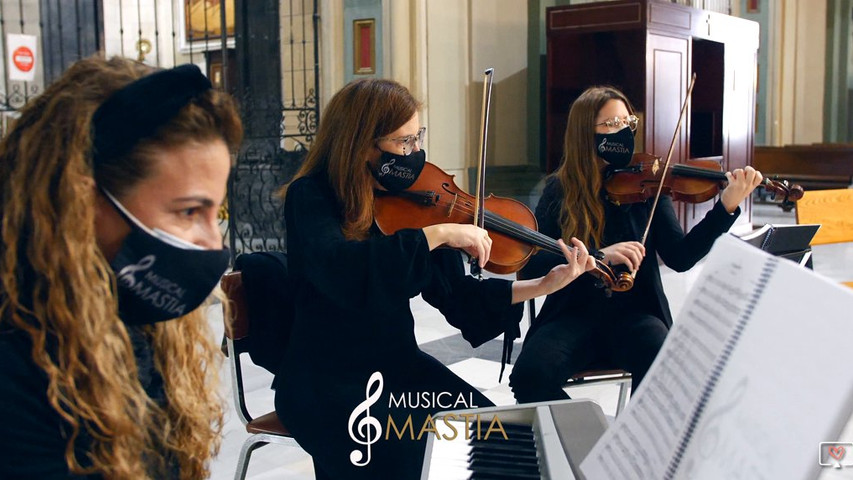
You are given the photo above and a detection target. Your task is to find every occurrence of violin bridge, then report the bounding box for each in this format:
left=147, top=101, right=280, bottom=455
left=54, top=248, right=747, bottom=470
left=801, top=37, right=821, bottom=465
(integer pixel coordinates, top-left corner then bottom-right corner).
left=652, top=158, right=660, bottom=176
left=446, top=193, right=458, bottom=217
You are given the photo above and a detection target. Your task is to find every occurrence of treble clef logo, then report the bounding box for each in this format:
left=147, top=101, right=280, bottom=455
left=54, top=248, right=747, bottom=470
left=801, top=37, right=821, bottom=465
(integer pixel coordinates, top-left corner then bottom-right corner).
left=699, top=376, right=748, bottom=458
left=379, top=159, right=395, bottom=176
left=598, top=137, right=607, bottom=152
left=348, top=371, right=384, bottom=467
left=116, top=255, right=156, bottom=287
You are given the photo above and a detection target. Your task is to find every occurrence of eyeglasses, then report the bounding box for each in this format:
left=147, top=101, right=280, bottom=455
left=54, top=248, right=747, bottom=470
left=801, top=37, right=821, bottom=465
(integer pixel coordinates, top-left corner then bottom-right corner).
left=594, top=114, right=639, bottom=132
left=377, top=126, right=426, bottom=155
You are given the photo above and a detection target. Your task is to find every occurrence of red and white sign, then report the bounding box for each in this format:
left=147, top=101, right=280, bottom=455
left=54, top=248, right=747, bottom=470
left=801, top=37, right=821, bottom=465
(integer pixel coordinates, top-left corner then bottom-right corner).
left=7, top=34, right=37, bottom=82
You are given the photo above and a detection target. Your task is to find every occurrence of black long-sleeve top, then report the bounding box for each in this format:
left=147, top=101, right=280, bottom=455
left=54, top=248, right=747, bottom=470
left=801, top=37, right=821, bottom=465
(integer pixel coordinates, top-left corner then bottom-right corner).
left=274, top=174, right=522, bottom=381
left=276, top=176, right=521, bottom=373
left=0, top=322, right=165, bottom=479
left=521, top=176, right=739, bottom=333
left=273, top=173, right=523, bottom=478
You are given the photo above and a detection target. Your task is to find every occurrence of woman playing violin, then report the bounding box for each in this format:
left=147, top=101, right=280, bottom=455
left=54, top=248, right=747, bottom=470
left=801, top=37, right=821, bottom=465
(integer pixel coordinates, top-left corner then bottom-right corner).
left=510, top=85, right=764, bottom=404
left=276, top=77, right=595, bottom=479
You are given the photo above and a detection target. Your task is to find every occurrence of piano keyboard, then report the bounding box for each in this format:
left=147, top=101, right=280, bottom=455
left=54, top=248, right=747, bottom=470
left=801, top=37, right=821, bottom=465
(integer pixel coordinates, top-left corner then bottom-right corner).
left=421, top=399, right=609, bottom=480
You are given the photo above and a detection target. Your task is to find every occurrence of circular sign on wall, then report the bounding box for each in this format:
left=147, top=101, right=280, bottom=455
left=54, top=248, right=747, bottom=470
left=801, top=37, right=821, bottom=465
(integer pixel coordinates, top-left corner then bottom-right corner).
left=12, top=46, right=34, bottom=73
left=6, top=34, right=38, bottom=81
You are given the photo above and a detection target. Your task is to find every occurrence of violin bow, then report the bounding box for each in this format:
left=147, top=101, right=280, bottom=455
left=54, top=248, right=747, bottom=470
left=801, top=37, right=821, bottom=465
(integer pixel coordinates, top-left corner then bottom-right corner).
left=471, top=68, right=494, bottom=276
left=639, top=72, right=698, bottom=247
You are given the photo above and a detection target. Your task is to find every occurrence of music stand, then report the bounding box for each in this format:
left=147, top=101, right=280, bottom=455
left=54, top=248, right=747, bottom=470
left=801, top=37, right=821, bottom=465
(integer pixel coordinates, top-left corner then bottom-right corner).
left=737, top=223, right=821, bottom=268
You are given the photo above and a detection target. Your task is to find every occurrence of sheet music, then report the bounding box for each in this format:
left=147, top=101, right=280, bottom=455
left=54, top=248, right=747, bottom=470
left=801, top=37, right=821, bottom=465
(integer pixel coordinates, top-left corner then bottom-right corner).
left=581, top=235, right=853, bottom=480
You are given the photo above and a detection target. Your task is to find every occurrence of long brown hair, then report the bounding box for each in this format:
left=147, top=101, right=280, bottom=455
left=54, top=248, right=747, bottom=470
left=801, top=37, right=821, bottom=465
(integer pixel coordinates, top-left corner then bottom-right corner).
left=0, top=56, right=242, bottom=479
left=554, top=86, right=634, bottom=248
left=286, top=78, right=421, bottom=240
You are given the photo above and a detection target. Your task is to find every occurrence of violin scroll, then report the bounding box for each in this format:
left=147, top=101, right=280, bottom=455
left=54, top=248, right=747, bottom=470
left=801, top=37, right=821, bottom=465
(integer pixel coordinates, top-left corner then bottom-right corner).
left=588, top=261, right=634, bottom=296
left=611, top=271, right=635, bottom=292
left=762, top=177, right=804, bottom=205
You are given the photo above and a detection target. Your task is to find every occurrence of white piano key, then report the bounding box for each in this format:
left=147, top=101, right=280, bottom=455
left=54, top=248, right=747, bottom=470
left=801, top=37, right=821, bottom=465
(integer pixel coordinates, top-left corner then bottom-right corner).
left=424, top=420, right=473, bottom=480
left=421, top=399, right=609, bottom=480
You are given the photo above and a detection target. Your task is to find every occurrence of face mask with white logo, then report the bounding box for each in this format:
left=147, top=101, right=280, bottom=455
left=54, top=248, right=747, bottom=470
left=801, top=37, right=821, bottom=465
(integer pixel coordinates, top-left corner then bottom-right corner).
left=102, top=190, right=230, bottom=325
left=371, top=149, right=426, bottom=192
left=594, top=126, right=635, bottom=168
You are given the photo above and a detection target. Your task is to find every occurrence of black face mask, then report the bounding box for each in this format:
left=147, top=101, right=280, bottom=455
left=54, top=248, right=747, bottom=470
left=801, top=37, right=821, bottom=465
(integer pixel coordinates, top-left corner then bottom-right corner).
left=372, top=149, right=426, bottom=192
left=103, top=191, right=230, bottom=326
left=594, top=127, right=634, bottom=168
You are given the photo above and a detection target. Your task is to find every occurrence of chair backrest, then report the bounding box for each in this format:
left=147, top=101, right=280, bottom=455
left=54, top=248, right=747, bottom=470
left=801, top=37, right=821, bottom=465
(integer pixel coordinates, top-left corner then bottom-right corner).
left=232, top=252, right=294, bottom=373
left=220, top=271, right=255, bottom=425
left=221, top=271, right=249, bottom=343
left=796, top=188, right=853, bottom=245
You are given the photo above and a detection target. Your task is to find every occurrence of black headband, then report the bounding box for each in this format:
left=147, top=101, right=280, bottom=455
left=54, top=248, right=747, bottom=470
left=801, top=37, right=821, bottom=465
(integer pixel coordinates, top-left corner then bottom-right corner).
left=91, top=64, right=212, bottom=164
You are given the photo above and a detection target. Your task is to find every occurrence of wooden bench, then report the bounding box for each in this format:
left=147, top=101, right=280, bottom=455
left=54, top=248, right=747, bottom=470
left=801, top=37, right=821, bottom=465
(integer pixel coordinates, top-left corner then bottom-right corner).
left=795, top=188, right=853, bottom=289
left=795, top=189, right=853, bottom=245
left=754, top=145, right=853, bottom=193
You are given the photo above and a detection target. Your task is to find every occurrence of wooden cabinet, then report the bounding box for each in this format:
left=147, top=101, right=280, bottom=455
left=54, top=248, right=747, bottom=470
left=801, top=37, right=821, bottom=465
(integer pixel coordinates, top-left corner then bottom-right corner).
left=546, top=0, right=758, bottom=231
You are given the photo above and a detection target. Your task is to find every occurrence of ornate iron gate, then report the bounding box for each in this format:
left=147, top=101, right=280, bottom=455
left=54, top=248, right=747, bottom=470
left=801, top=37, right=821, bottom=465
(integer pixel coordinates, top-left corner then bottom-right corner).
left=6, top=0, right=320, bottom=254
left=228, top=0, right=319, bottom=254
left=102, top=0, right=320, bottom=253
left=0, top=1, right=49, bottom=134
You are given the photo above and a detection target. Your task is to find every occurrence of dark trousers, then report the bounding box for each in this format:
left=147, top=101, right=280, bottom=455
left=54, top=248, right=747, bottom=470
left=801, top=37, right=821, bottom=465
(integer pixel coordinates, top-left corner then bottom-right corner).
left=509, top=313, right=668, bottom=404
left=277, top=351, right=493, bottom=480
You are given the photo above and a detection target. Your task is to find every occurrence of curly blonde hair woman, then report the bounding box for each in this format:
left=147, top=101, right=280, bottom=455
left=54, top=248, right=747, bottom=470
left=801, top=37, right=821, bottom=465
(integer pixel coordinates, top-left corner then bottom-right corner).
left=0, top=56, right=241, bottom=479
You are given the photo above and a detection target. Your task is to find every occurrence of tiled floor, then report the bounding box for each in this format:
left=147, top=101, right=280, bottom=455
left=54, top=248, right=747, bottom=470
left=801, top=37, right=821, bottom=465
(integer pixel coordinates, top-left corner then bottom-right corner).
left=208, top=201, right=853, bottom=480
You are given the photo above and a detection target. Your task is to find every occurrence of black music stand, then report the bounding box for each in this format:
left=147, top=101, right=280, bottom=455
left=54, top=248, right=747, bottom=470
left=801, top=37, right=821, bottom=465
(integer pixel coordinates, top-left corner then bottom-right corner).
left=737, top=223, right=821, bottom=269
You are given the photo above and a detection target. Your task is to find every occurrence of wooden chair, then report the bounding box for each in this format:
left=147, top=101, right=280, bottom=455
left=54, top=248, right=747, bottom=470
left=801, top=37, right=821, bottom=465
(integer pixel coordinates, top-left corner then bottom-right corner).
left=795, top=188, right=853, bottom=288
left=523, top=296, right=632, bottom=416
left=221, top=271, right=301, bottom=480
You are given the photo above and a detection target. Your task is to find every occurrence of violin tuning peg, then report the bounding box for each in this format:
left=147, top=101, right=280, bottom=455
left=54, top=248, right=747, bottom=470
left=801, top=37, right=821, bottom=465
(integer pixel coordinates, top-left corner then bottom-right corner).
left=594, top=251, right=605, bottom=261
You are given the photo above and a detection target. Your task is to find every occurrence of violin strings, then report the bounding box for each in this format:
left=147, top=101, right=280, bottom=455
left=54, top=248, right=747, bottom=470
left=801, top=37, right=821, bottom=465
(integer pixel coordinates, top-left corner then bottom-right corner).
left=424, top=194, right=563, bottom=253
left=404, top=191, right=587, bottom=258
left=633, top=161, right=726, bottom=180
left=671, top=163, right=726, bottom=180
left=392, top=191, right=623, bottom=286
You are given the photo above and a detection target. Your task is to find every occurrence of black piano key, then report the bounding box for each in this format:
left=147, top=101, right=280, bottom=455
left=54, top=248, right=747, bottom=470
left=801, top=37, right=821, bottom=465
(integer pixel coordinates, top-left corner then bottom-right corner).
left=500, top=423, right=535, bottom=434
left=469, top=451, right=539, bottom=466
left=469, top=424, right=535, bottom=447
left=464, top=422, right=541, bottom=479
left=469, top=457, right=541, bottom=474
left=468, top=452, right=540, bottom=468
left=469, top=439, right=537, bottom=453
left=468, top=469, right=541, bottom=480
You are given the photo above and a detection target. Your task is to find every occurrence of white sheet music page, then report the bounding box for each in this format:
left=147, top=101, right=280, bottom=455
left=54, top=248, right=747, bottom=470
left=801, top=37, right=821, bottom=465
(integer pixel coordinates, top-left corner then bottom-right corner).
left=580, top=234, right=853, bottom=480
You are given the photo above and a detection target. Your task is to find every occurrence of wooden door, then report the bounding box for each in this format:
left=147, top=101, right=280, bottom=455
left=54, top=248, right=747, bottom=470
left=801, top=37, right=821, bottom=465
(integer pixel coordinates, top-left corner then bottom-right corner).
left=646, top=32, right=693, bottom=230
left=720, top=13, right=759, bottom=230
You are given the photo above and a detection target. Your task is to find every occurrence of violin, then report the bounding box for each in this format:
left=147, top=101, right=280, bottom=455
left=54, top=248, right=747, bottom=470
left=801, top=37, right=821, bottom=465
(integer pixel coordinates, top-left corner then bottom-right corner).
left=373, top=161, right=634, bottom=293
left=604, top=152, right=804, bottom=206
left=375, top=68, right=630, bottom=294
left=605, top=74, right=804, bottom=251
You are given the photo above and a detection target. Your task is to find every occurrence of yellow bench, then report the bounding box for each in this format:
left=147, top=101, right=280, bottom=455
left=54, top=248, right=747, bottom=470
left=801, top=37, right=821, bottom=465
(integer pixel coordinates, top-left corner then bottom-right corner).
left=796, top=189, right=853, bottom=288
left=796, top=189, right=853, bottom=245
